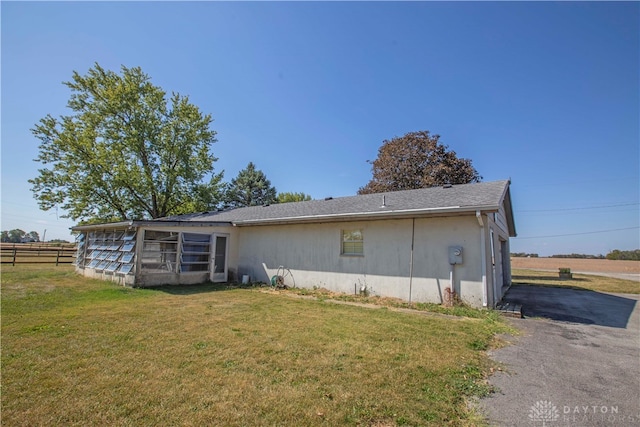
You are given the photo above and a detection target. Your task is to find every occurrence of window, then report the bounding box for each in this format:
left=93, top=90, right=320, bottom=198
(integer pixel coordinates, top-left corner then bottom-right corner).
left=180, top=233, right=211, bottom=273
left=75, top=234, right=86, bottom=267
left=121, top=241, right=135, bottom=252
left=80, top=229, right=136, bottom=275
left=118, top=264, right=134, bottom=274
left=342, top=229, right=363, bottom=255
left=141, top=230, right=178, bottom=273
left=104, top=262, right=120, bottom=273
left=139, top=231, right=213, bottom=274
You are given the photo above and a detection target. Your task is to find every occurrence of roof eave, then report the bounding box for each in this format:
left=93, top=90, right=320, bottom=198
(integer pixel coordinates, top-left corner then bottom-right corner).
left=71, top=220, right=232, bottom=232
left=232, top=205, right=501, bottom=226
left=71, top=221, right=136, bottom=232
left=502, top=185, right=517, bottom=237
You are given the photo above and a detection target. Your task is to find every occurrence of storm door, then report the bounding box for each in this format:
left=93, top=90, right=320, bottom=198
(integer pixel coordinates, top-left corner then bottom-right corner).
left=210, top=234, right=229, bottom=282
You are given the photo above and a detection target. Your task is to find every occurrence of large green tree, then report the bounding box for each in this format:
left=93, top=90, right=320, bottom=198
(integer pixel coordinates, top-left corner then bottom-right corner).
left=29, top=63, right=222, bottom=222
left=223, top=162, right=277, bottom=208
left=606, top=249, right=640, bottom=261
left=358, top=130, right=481, bottom=194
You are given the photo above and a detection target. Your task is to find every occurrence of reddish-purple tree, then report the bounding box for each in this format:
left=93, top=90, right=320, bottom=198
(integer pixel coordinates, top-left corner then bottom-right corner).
left=358, top=131, right=481, bottom=194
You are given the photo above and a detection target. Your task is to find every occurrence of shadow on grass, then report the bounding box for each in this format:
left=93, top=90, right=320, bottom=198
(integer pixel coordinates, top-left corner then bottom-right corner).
left=147, top=282, right=264, bottom=296
left=502, top=284, right=637, bottom=328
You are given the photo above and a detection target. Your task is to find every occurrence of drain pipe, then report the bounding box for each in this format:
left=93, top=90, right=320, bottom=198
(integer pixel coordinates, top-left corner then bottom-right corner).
left=476, top=211, right=488, bottom=307
left=408, top=218, right=415, bottom=303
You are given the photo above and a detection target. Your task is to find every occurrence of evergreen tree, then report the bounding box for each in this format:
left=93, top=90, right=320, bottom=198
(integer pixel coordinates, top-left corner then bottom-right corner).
left=277, top=192, right=312, bottom=203
left=224, top=162, right=277, bottom=208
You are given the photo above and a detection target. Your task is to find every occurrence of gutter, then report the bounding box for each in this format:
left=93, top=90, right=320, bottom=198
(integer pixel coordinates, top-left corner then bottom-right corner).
left=71, top=220, right=233, bottom=232
left=232, top=205, right=500, bottom=226
left=71, top=204, right=503, bottom=230
left=71, top=220, right=135, bottom=232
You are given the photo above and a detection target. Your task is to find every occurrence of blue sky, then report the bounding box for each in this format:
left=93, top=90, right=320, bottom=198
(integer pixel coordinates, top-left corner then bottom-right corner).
left=2, top=1, right=638, bottom=256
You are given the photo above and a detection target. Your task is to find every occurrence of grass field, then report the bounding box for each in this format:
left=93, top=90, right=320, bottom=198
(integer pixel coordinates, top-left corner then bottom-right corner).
left=1, top=265, right=511, bottom=426
left=512, top=269, right=640, bottom=294
left=511, top=257, right=640, bottom=274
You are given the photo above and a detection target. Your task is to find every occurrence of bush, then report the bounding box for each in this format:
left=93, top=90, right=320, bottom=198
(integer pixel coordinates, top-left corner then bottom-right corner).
left=606, top=249, right=640, bottom=261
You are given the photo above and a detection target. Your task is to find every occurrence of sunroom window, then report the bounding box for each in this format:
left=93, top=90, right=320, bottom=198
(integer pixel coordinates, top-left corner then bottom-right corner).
left=75, top=234, right=86, bottom=267
left=180, top=233, right=211, bottom=273
left=81, top=229, right=136, bottom=275
left=141, top=230, right=178, bottom=273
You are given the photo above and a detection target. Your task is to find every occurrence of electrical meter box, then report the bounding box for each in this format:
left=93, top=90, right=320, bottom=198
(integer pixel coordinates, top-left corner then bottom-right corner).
left=448, top=246, right=463, bottom=265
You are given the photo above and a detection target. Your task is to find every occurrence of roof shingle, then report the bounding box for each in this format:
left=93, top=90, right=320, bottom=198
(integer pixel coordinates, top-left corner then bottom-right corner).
left=160, top=180, right=512, bottom=226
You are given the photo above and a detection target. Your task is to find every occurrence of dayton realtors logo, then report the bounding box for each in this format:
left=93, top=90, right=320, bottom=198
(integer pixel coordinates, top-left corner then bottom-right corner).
left=529, top=400, right=637, bottom=425
left=529, top=400, right=560, bottom=426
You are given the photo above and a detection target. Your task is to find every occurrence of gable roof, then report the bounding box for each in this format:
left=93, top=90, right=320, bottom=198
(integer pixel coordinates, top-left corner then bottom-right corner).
left=159, top=180, right=516, bottom=235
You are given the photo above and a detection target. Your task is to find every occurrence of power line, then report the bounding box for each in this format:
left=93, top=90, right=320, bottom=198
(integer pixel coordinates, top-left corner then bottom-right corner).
left=518, top=202, right=639, bottom=213
left=515, top=176, right=640, bottom=189
left=516, top=226, right=640, bottom=240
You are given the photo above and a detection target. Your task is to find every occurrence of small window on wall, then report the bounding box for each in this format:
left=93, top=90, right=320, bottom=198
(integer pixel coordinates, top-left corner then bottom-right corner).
left=341, top=229, right=363, bottom=255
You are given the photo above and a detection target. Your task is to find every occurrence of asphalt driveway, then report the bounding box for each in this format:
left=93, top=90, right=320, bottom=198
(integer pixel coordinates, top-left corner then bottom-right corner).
left=479, top=285, right=640, bottom=426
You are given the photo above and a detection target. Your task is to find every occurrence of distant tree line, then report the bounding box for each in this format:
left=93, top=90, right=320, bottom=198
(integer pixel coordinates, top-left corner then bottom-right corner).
left=1, top=229, right=40, bottom=243
left=1, top=229, right=71, bottom=244
left=511, top=250, right=639, bottom=261
left=549, top=253, right=606, bottom=259
left=605, top=249, right=640, bottom=261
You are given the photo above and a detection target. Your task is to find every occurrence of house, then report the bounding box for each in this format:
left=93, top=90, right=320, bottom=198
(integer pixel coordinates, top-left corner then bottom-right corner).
left=72, top=179, right=516, bottom=308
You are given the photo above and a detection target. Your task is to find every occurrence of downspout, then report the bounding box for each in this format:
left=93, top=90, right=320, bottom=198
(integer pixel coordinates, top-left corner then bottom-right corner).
left=408, top=218, right=415, bottom=303
left=135, top=227, right=144, bottom=284
left=476, top=211, right=488, bottom=307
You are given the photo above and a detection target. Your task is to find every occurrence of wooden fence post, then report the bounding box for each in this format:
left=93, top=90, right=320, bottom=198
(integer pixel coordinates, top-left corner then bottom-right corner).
left=12, top=248, right=17, bottom=266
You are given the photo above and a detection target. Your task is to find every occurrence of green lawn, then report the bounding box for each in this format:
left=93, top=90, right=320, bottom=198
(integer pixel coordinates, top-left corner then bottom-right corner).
left=512, top=268, right=640, bottom=294
left=2, top=265, right=510, bottom=426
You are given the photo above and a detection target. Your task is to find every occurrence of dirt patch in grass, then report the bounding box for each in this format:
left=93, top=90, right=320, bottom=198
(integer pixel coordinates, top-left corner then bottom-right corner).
left=274, top=286, right=503, bottom=320
left=2, top=266, right=510, bottom=426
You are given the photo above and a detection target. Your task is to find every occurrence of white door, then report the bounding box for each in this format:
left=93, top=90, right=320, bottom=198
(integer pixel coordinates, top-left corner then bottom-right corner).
left=210, top=234, right=229, bottom=282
